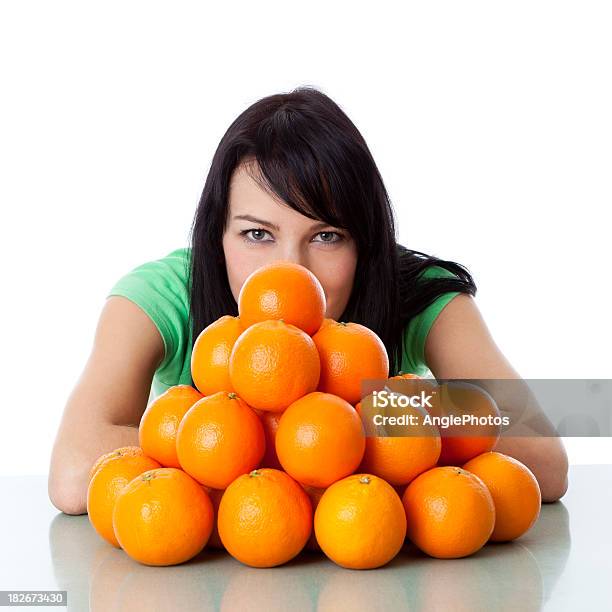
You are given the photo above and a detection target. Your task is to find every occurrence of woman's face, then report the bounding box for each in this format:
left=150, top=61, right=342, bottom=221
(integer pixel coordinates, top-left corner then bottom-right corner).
left=222, top=161, right=358, bottom=321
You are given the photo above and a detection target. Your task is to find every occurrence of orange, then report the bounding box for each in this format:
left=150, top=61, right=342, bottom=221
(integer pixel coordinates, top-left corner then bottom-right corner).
left=463, top=451, right=541, bottom=541
left=356, top=392, right=441, bottom=486
left=176, top=391, right=265, bottom=489
left=237, top=261, right=326, bottom=336
left=218, top=468, right=312, bottom=567
left=88, top=445, right=144, bottom=482
left=275, top=391, right=365, bottom=488
left=138, top=385, right=203, bottom=467
left=202, top=486, right=225, bottom=549
left=229, top=320, right=320, bottom=412
left=373, top=443, right=422, bottom=484
left=389, top=371, right=420, bottom=379
left=430, top=381, right=502, bottom=466
left=191, top=315, right=243, bottom=395
left=87, top=450, right=161, bottom=547
left=385, top=373, right=438, bottom=397
left=402, top=466, right=495, bottom=558
left=301, top=485, right=326, bottom=551
left=112, top=467, right=214, bottom=565
left=258, top=411, right=283, bottom=469
left=313, top=319, right=389, bottom=405
left=314, top=474, right=406, bottom=569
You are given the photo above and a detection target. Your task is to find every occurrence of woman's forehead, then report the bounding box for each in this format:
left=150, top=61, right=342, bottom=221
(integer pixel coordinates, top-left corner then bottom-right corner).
left=229, top=163, right=286, bottom=209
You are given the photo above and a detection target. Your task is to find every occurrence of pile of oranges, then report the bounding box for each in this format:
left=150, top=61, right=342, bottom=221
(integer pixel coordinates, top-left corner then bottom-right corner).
left=87, top=262, right=542, bottom=569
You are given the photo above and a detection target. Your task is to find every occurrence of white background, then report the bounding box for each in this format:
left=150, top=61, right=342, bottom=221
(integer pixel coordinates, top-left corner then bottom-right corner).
left=1, top=1, right=610, bottom=475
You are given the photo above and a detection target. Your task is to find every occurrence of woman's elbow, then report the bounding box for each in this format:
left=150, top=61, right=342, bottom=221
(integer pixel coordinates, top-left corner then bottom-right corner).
left=48, top=461, right=88, bottom=515
left=539, top=441, right=570, bottom=503
left=541, top=472, right=569, bottom=503
left=49, top=483, right=87, bottom=515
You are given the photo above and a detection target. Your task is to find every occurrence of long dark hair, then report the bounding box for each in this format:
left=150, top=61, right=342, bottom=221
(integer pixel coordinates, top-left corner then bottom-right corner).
left=187, top=86, right=476, bottom=376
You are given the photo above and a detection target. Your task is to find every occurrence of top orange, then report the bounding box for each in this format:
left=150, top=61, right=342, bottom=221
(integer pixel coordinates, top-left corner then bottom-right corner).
left=238, top=261, right=326, bottom=336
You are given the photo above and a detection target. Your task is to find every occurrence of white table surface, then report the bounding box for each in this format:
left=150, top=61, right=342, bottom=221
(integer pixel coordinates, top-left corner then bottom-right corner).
left=0, top=464, right=609, bottom=611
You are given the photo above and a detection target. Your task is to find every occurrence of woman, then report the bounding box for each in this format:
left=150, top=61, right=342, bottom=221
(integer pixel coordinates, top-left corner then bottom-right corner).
left=48, top=86, right=568, bottom=515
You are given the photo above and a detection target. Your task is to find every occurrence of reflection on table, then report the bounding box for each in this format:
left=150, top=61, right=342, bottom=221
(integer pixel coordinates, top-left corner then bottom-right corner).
left=49, top=487, right=571, bottom=611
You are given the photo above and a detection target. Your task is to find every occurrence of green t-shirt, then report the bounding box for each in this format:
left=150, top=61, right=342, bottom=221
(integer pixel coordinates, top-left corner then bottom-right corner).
left=107, top=248, right=460, bottom=399
left=400, top=264, right=461, bottom=377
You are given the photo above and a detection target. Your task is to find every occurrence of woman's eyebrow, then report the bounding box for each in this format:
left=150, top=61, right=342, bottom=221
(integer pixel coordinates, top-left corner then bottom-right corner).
left=233, top=214, right=333, bottom=231
left=233, top=214, right=280, bottom=230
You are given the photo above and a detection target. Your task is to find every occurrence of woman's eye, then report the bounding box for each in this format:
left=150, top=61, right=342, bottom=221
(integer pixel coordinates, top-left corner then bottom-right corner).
left=313, top=231, right=344, bottom=244
left=241, top=228, right=272, bottom=242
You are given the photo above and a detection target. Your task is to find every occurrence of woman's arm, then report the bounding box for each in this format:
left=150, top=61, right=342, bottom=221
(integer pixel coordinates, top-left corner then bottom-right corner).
left=424, top=294, right=569, bottom=503
left=48, top=296, right=165, bottom=515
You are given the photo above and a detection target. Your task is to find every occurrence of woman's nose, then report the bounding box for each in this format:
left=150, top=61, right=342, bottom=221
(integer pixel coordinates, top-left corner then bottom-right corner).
left=276, top=246, right=308, bottom=268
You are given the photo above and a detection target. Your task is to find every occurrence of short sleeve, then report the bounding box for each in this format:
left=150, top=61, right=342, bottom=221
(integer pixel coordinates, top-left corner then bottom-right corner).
left=106, top=248, right=191, bottom=377
left=401, top=266, right=461, bottom=376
